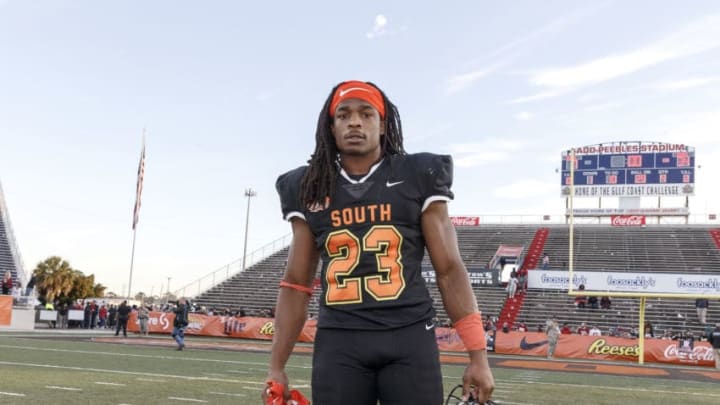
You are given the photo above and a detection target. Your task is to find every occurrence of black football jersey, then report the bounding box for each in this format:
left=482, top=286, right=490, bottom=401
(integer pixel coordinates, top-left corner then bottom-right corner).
left=276, top=153, right=454, bottom=330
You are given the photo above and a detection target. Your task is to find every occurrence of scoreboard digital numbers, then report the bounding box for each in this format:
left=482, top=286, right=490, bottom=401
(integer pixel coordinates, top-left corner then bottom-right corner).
left=561, top=142, right=695, bottom=198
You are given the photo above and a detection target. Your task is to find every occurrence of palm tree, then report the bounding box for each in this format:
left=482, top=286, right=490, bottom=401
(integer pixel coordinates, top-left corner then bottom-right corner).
left=34, top=256, right=75, bottom=302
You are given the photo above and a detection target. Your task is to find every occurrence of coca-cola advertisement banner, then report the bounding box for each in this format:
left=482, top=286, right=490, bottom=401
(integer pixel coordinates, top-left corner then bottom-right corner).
left=450, top=216, right=480, bottom=226
left=495, top=332, right=715, bottom=367
left=528, top=270, right=720, bottom=295
left=611, top=215, right=646, bottom=226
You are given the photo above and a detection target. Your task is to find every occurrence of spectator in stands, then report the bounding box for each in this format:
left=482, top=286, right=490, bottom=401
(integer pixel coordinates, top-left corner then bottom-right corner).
left=600, top=296, right=612, bottom=310
left=589, top=325, right=601, bottom=336
left=644, top=321, right=654, bottom=338
left=588, top=295, right=598, bottom=309
left=506, top=273, right=518, bottom=299
left=11, top=281, right=22, bottom=303
left=545, top=316, right=561, bottom=359
left=516, top=266, right=528, bottom=294
left=501, top=322, right=510, bottom=333
left=560, top=323, right=572, bottom=335
left=708, top=323, right=720, bottom=370
left=576, top=322, right=590, bottom=336
left=1, top=271, right=12, bottom=295
left=541, top=253, right=550, bottom=270
left=515, top=320, right=527, bottom=333
left=574, top=284, right=587, bottom=309
left=24, top=273, right=37, bottom=296
left=695, top=298, right=709, bottom=325
left=484, top=315, right=496, bottom=333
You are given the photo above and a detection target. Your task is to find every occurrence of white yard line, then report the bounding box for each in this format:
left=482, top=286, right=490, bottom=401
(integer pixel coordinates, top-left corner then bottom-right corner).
left=45, top=385, right=82, bottom=391
left=0, top=391, right=26, bottom=397
left=0, top=343, right=311, bottom=369
left=136, top=378, right=167, bottom=383
left=208, top=391, right=247, bottom=397
left=95, top=381, right=126, bottom=386
left=514, top=380, right=720, bottom=399
left=167, top=397, right=208, bottom=403
left=0, top=360, right=240, bottom=383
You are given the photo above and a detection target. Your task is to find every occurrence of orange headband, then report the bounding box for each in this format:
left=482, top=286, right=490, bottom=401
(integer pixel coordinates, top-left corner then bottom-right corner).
left=329, top=81, right=385, bottom=118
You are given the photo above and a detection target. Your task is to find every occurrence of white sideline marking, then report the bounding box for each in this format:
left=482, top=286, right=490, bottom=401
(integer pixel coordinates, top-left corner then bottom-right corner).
left=0, top=360, right=239, bottom=383
left=136, top=378, right=167, bottom=383
left=515, top=380, right=720, bottom=399
left=0, top=391, right=26, bottom=397
left=0, top=343, right=311, bottom=369
left=225, top=369, right=249, bottom=374
left=95, top=381, right=126, bottom=386
left=168, top=397, right=208, bottom=403
left=46, top=385, right=82, bottom=391
left=209, top=391, right=246, bottom=397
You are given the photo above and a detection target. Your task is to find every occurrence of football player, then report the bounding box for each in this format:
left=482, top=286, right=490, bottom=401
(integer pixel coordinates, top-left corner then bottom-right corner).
left=264, top=80, right=495, bottom=404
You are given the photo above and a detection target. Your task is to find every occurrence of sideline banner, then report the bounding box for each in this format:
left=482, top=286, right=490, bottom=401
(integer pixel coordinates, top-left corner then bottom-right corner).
left=127, top=313, right=715, bottom=367
left=494, top=331, right=715, bottom=367
left=0, top=296, right=12, bottom=325
left=528, top=270, right=720, bottom=295
left=127, top=312, right=316, bottom=342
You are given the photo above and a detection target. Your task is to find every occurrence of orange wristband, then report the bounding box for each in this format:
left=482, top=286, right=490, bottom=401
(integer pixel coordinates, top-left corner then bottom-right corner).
left=454, top=312, right=487, bottom=351
left=279, top=280, right=313, bottom=296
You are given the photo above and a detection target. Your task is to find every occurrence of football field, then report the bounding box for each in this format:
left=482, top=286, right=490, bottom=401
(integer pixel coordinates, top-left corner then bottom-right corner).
left=0, top=331, right=718, bottom=404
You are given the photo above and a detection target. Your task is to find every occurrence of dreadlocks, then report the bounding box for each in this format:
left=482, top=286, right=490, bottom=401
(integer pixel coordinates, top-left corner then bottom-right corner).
left=299, top=81, right=405, bottom=207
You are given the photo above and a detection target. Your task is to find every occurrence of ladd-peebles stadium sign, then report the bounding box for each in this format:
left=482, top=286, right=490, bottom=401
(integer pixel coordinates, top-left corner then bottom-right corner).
left=560, top=141, right=695, bottom=197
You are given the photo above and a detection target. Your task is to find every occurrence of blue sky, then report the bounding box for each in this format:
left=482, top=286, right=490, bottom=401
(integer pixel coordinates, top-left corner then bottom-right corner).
left=1, top=0, right=719, bottom=297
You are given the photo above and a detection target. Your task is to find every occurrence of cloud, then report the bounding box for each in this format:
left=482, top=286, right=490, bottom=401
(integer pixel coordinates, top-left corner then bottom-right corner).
left=507, top=89, right=568, bottom=104
left=492, top=180, right=556, bottom=199
left=654, top=76, right=720, bottom=91
left=444, top=66, right=499, bottom=94
left=449, top=3, right=611, bottom=95
left=366, top=14, right=388, bottom=39
left=515, top=13, right=720, bottom=101
left=448, top=139, right=528, bottom=168
left=513, top=111, right=533, bottom=121
left=256, top=91, right=273, bottom=102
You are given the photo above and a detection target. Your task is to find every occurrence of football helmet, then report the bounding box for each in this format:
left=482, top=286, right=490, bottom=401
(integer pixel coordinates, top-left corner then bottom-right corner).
left=445, top=384, right=497, bottom=405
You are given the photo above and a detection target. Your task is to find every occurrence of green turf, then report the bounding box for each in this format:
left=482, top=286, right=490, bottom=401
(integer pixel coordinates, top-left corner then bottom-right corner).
left=0, top=333, right=718, bottom=404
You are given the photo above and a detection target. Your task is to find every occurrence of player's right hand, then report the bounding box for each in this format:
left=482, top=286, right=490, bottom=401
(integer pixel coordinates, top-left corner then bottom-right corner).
left=263, top=370, right=290, bottom=404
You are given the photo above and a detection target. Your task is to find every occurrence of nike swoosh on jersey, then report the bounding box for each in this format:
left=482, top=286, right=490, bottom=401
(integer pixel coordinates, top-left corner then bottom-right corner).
left=425, top=322, right=435, bottom=330
left=386, top=180, right=404, bottom=187
left=339, top=87, right=370, bottom=97
left=519, top=336, right=549, bottom=350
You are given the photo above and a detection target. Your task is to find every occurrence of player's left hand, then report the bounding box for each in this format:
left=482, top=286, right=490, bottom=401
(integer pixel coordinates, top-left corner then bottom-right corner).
left=462, top=350, right=494, bottom=403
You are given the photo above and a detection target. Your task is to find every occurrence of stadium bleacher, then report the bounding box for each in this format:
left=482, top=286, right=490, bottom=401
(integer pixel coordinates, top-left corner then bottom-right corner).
left=0, top=185, right=24, bottom=287
left=192, top=224, right=720, bottom=339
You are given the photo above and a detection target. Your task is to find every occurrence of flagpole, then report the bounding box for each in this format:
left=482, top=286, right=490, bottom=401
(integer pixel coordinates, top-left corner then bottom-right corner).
left=127, top=228, right=138, bottom=300
left=128, top=129, right=146, bottom=300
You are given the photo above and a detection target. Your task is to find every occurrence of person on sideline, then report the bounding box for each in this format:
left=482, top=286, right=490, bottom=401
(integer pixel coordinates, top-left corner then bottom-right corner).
left=545, top=316, right=561, bottom=359
left=264, top=80, right=494, bottom=404
left=172, top=298, right=189, bottom=350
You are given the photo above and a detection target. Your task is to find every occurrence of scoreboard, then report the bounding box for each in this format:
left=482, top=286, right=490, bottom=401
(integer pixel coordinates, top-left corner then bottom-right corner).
left=561, top=142, right=695, bottom=198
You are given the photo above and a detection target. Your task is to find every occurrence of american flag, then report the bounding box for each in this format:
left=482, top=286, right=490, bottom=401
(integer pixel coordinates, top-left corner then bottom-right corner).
left=132, top=140, right=145, bottom=230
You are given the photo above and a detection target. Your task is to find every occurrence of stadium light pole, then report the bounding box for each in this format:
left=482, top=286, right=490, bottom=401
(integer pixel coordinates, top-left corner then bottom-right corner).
left=241, top=188, right=257, bottom=271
